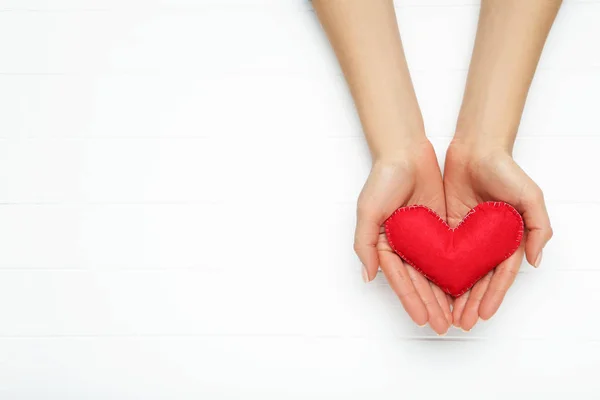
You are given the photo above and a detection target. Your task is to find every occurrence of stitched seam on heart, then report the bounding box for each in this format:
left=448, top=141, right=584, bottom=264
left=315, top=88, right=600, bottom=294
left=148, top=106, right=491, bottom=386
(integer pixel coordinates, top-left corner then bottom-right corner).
left=384, top=202, right=524, bottom=296
left=384, top=201, right=524, bottom=297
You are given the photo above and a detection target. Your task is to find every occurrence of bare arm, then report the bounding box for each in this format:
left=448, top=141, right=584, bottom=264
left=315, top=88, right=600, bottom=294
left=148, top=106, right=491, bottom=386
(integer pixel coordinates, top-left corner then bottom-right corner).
left=314, top=0, right=453, bottom=334
left=313, top=0, right=426, bottom=162
left=446, top=0, right=562, bottom=331
left=455, top=0, right=563, bottom=151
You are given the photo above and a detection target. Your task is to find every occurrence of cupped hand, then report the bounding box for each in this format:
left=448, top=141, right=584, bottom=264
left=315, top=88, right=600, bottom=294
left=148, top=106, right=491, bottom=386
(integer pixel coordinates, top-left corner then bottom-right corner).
left=443, top=140, right=553, bottom=331
left=355, top=140, right=452, bottom=334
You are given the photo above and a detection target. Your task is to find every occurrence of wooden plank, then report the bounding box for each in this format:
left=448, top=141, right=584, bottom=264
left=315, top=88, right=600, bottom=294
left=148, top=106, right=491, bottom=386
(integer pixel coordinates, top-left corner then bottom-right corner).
left=1, top=71, right=598, bottom=140
left=0, top=136, right=597, bottom=203
left=0, top=3, right=597, bottom=74
left=0, top=267, right=596, bottom=339
left=0, top=336, right=597, bottom=398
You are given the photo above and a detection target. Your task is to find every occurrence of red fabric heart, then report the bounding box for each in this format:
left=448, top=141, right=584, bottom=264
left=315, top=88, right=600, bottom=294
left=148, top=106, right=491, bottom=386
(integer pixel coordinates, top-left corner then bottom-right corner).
left=384, top=201, right=524, bottom=297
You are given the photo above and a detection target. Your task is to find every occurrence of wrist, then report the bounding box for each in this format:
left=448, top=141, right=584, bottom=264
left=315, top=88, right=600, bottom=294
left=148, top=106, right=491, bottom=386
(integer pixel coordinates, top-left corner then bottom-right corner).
left=451, top=128, right=514, bottom=160
left=371, top=132, right=431, bottom=165
left=453, top=112, right=519, bottom=156
left=446, top=135, right=513, bottom=173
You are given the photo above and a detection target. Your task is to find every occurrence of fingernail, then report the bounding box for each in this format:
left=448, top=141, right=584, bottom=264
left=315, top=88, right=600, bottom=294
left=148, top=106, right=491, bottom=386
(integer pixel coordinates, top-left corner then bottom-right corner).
left=534, top=251, right=543, bottom=268
left=417, top=323, right=426, bottom=328
left=361, top=266, right=370, bottom=283
left=460, top=328, right=471, bottom=333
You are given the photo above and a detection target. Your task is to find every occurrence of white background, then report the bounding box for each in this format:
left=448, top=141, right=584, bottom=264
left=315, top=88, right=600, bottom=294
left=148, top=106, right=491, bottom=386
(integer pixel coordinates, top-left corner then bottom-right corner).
left=0, top=0, right=598, bottom=398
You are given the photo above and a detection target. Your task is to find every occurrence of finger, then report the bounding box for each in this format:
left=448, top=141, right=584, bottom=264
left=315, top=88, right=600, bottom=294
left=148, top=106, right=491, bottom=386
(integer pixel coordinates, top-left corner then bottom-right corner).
left=519, top=186, right=553, bottom=268
left=354, top=215, right=381, bottom=282
left=431, top=283, right=453, bottom=325
left=452, top=290, right=469, bottom=328
left=406, top=265, right=450, bottom=335
left=479, top=245, right=525, bottom=320
left=379, top=251, right=428, bottom=327
left=446, top=294, right=454, bottom=309
left=458, top=271, right=493, bottom=331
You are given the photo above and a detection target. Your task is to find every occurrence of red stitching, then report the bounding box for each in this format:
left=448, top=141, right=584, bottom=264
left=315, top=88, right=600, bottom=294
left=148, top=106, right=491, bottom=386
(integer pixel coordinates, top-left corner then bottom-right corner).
left=384, top=201, right=525, bottom=297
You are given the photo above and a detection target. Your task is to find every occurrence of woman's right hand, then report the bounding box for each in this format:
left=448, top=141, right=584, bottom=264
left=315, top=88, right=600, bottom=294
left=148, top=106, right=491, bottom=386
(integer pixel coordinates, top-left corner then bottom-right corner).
left=355, top=140, right=452, bottom=335
left=443, top=140, right=553, bottom=331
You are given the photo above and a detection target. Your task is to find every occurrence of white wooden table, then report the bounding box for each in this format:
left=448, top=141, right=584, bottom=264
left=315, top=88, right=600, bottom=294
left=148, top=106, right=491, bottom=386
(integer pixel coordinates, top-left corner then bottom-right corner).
left=0, top=0, right=598, bottom=398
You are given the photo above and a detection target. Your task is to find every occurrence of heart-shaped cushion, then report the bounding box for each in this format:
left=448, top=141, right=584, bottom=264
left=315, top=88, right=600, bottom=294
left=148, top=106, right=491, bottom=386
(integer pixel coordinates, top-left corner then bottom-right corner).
left=384, top=201, right=524, bottom=297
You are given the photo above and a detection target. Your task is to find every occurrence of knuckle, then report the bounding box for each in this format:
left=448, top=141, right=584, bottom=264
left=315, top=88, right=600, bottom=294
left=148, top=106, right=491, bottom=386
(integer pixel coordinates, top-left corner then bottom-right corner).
left=496, top=268, right=519, bottom=287
left=491, top=287, right=508, bottom=299
left=503, top=266, right=520, bottom=278
left=525, top=186, right=544, bottom=204
left=356, top=200, right=372, bottom=217
left=398, top=289, right=418, bottom=301
left=473, top=289, right=487, bottom=301
left=353, top=241, right=362, bottom=255
left=393, top=269, right=411, bottom=286
left=421, top=296, right=434, bottom=307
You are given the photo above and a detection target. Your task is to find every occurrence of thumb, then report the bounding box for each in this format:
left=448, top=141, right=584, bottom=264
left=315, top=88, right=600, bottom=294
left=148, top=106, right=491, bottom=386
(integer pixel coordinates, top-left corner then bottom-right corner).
left=519, top=186, right=553, bottom=268
left=354, top=209, right=382, bottom=282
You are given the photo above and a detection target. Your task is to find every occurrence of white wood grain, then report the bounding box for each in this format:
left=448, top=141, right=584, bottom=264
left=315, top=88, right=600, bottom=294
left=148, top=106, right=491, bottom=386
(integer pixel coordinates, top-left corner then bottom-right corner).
left=0, top=268, right=597, bottom=340
left=0, top=136, right=597, bottom=203
left=0, top=0, right=598, bottom=10
left=1, top=70, right=599, bottom=140
left=0, top=203, right=594, bottom=272
left=0, top=0, right=598, bottom=397
left=0, top=337, right=597, bottom=399
left=0, top=3, right=598, bottom=74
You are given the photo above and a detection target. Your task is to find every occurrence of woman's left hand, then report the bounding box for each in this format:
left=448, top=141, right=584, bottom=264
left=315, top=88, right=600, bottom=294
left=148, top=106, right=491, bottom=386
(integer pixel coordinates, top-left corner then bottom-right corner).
left=443, top=140, right=553, bottom=331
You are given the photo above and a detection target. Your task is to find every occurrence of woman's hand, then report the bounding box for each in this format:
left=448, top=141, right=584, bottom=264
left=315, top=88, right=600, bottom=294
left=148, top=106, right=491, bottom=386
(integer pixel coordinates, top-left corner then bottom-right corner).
left=443, top=140, right=553, bottom=331
left=355, top=140, right=452, bottom=334
left=441, top=0, right=560, bottom=331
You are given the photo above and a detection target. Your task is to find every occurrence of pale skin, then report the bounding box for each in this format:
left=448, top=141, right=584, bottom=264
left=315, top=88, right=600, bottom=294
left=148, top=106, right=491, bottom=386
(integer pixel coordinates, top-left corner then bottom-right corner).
left=314, top=0, right=560, bottom=334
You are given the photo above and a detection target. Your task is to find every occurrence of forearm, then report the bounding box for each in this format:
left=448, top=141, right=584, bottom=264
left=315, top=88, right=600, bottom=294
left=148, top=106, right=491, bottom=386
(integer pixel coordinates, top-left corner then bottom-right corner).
left=313, top=0, right=425, bottom=162
left=455, top=0, right=562, bottom=153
